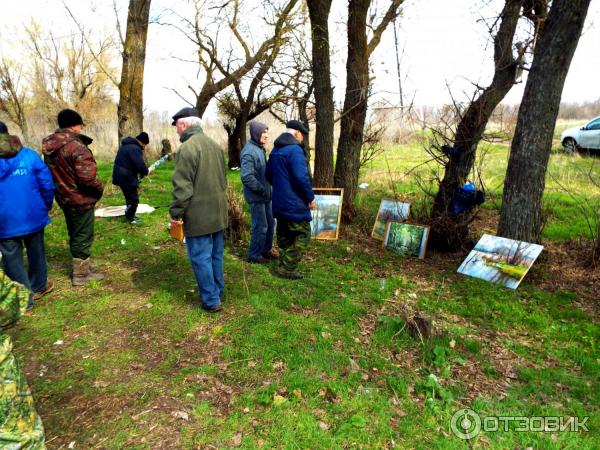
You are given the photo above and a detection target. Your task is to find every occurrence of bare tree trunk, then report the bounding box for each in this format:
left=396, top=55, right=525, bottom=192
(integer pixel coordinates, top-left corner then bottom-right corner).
left=307, top=0, right=334, bottom=187
left=429, top=0, right=524, bottom=251
left=334, top=0, right=370, bottom=219
left=226, top=116, right=245, bottom=169
left=595, top=221, right=600, bottom=263
left=498, top=0, right=591, bottom=243
left=118, top=0, right=152, bottom=142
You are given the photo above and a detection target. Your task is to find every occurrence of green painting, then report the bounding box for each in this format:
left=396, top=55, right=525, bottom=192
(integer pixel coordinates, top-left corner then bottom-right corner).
left=383, top=222, right=429, bottom=258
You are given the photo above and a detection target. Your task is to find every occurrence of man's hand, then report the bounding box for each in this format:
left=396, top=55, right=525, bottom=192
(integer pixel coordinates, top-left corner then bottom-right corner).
left=170, top=218, right=183, bottom=226
left=309, top=200, right=317, bottom=210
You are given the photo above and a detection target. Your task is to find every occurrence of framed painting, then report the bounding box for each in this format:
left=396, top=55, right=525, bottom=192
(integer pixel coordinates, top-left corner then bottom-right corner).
left=311, top=188, right=343, bottom=240
left=372, top=198, right=411, bottom=240
left=457, top=234, right=544, bottom=289
left=383, top=222, right=430, bottom=259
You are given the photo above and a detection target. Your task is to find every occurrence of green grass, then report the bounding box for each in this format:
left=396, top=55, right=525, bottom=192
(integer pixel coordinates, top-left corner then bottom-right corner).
left=8, top=143, right=600, bottom=449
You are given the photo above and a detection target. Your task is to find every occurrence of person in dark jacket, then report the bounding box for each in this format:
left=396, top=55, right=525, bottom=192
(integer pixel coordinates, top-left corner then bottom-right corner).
left=112, top=132, right=150, bottom=224
left=170, top=107, right=228, bottom=313
left=240, top=121, right=276, bottom=263
left=266, top=120, right=315, bottom=280
left=42, top=109, right=105, bottom=286
left=0, top=122, right=54, bottom=309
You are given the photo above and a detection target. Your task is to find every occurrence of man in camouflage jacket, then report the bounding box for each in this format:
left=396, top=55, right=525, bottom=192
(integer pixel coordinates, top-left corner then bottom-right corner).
left=42, top=109, right=105, bottom=286
left=0, top=265, right=46, bottom=449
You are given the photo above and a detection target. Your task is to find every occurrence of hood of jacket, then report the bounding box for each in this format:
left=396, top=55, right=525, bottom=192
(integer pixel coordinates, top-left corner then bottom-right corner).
left=249, top=121, right=268, bottom=146
left=121, top=136, right=142, bottom=148
left=273, top=132, right=302, bottom=149
left=0, top=134, right=22, bottom=159
left=42, top=129, right=93, bottom=156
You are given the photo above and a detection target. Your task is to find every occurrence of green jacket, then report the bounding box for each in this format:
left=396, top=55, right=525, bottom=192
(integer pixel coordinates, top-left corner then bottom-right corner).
left=0, top=270, right=46, bottom=449
left=170, top=125, right=228, bottom=237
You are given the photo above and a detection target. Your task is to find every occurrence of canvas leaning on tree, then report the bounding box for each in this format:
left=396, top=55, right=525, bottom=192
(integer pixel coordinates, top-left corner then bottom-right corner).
left=372, top=199, right=411, bottom=240
left=457, top=234, right=544, bottom=289
left=383, top=222, right=430, bottom=259
left=311, top=188, right=344, bottom=240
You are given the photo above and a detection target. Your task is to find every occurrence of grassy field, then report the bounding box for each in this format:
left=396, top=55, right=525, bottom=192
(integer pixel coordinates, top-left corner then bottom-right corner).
left=10, top=142, right=600, bottom=449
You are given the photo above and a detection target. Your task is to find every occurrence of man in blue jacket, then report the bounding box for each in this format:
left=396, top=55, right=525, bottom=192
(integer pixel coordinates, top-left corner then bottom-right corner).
left=240, top=121, right=276, bottom=263
left=0, top=121, right=55, bottom=309
left=112, top=132, right=150, bottom=224
left=266, top=120, right=315, bottom=280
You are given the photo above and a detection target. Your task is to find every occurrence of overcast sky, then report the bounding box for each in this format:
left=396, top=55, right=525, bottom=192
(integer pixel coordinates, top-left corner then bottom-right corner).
left=1, top=0, right=599, bottom=119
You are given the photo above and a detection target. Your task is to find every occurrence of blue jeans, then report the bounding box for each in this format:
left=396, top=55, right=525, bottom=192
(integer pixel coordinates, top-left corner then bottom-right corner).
left=185, top=230, right=224, bottom=308
left=0, top=229, right=48, bottom=307
left=248, top=201, right=275, bottom=261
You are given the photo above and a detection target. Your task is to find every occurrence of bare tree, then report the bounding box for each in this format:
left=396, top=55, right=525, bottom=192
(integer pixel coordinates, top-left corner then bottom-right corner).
left=307, top=0, right=334, bottom=187
left=498, top=0, right=592, bottom=243
left=333, top=0, right=405, bottom=219
left=0, top=56, right=29, bottom=136
left=428, top=0, right=543, bottom=252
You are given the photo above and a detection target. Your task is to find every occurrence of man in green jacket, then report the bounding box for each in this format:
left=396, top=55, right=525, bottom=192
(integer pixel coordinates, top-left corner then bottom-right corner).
left=170, top=107, right=228, bottom=313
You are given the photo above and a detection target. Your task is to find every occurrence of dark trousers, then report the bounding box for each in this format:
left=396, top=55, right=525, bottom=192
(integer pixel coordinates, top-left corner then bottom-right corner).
left=62, top=206, right=95, bottom=259
left=248, top=201, right=275, bottom=261
left=276, top=219, right=311, bottom=272
left=0, top=229, right=48, bottom=301
left=120, top=185, right=140, bottom=221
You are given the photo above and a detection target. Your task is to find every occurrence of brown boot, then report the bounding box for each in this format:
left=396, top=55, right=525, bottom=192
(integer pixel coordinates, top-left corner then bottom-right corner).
left=72, top=258, right=105, bottom=286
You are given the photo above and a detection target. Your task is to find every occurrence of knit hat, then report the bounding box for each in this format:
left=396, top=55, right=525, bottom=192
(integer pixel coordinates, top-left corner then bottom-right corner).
left=136, top=132, right=150, bottom=145
left=286, top=119, right=309, bottom=135
left=0, top=121, right=8, bottom=134
left=57, top=109, right=84, bottom=128
left=171, top=107, right=199, bottom=125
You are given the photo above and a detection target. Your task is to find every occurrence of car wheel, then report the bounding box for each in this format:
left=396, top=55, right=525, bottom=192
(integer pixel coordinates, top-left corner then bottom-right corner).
left=562, top=138, right=578, bottom=154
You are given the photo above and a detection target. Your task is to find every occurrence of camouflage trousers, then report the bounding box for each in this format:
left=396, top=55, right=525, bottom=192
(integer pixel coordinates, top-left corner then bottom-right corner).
left=0, top=270, right=46, bottom=449
left=276, top=220, right=311, bottom=272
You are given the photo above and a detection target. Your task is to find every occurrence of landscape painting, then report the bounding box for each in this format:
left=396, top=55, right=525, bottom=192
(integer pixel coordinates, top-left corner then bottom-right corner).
left=311, top=188, right=344, bottom=240
left=383, top=222, right=430, bottom=258
left=372, top=199, right=411, bottom=240
left=457, top=234, right=544, bottom=289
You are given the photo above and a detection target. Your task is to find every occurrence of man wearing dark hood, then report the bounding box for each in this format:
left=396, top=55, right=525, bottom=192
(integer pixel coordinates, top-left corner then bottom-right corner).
left=42, top=109, right=105, bottom=286
left=240, top=121, right=276, bottom=263
left=112, top=131, right=150, bottom=225
left=0, top=121, right=54, bottom=309
left=266, top=120, right=315, bottom=280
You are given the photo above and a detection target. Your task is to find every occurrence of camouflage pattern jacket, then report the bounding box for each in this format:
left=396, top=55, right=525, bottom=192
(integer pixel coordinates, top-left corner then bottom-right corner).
left=0, top=268, right=46, bottom=449
left=42, top=129, right=103, bottom=210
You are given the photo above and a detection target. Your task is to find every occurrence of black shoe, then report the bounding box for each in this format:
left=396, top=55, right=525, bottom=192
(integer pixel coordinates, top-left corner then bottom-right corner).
left=201, top=304, right=223, bottom=313
left=248, top=257, right=268, bottom=264
left=270, top=266, right=304, bottom=280
left=262, top=251, right=279, bottom=260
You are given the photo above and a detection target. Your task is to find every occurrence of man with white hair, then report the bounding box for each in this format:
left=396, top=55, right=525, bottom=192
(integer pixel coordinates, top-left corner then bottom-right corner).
left=266, top=120, right=315, bottom=280
left=170, top=107, right=228, bottom=313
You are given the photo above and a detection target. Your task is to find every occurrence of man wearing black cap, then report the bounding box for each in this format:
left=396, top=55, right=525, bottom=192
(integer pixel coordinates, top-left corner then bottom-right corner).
left=169, top=107, right=228, bottom=313
left=42, top=108, right=105, bottom=286
left=112, top=132, right=150, bottom=225
left=266, top=120, right=315, bottom=280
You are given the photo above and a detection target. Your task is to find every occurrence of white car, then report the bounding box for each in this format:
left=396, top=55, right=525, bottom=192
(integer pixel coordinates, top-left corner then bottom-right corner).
left=560, top=116, right=600, bottom=153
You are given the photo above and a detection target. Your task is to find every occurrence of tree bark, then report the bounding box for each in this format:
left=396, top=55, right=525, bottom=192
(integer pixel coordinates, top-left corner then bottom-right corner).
left=307, top=0, right=334, bottom=187
left=498, top=0, right=591, bottom=243
left=118, top=0, right=152, bottom=142
left=429, top=0, right=524, bottom=251
left=226, top=116, right=245, bottom=169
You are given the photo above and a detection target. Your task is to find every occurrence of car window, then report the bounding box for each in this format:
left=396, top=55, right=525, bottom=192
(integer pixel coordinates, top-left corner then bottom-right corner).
left=587, top=119, right=600, bottom=130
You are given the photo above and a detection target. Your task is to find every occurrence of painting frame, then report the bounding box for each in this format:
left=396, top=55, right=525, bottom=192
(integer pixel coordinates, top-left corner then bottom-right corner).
left=456, top=234, right=544, bottom=289
left=311, top=188, right=344, bottom=241
left=382, top=222, right=430, bottom=259
left=371, top=198, right=411, bottom=240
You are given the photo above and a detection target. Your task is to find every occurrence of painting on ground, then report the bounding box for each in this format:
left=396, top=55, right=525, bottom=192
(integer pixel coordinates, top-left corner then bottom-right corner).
left=372, top=199, right=410, bottom=240
left=383, top=222, right=430, bottom=258
left=457, top=234, right=544, bottom=289
left=95, top=204, right=155, bottom=218
left=311, top=188, right=343, bottom=240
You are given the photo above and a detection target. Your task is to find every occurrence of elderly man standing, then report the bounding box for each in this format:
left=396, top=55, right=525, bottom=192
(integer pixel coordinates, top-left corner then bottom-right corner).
left=240, top=121, right=276, bottom=263
left=170, top=107, right=228, bottom=313
left=266, top=120, right=315, bottom=280
left=42, top=109, right=105, bottom=286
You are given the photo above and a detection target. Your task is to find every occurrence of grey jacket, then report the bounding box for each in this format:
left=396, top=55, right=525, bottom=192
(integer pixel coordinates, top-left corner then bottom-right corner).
left=170, top=125, right=228, bottom=237
left=240, top=140, right=271, bottom=203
